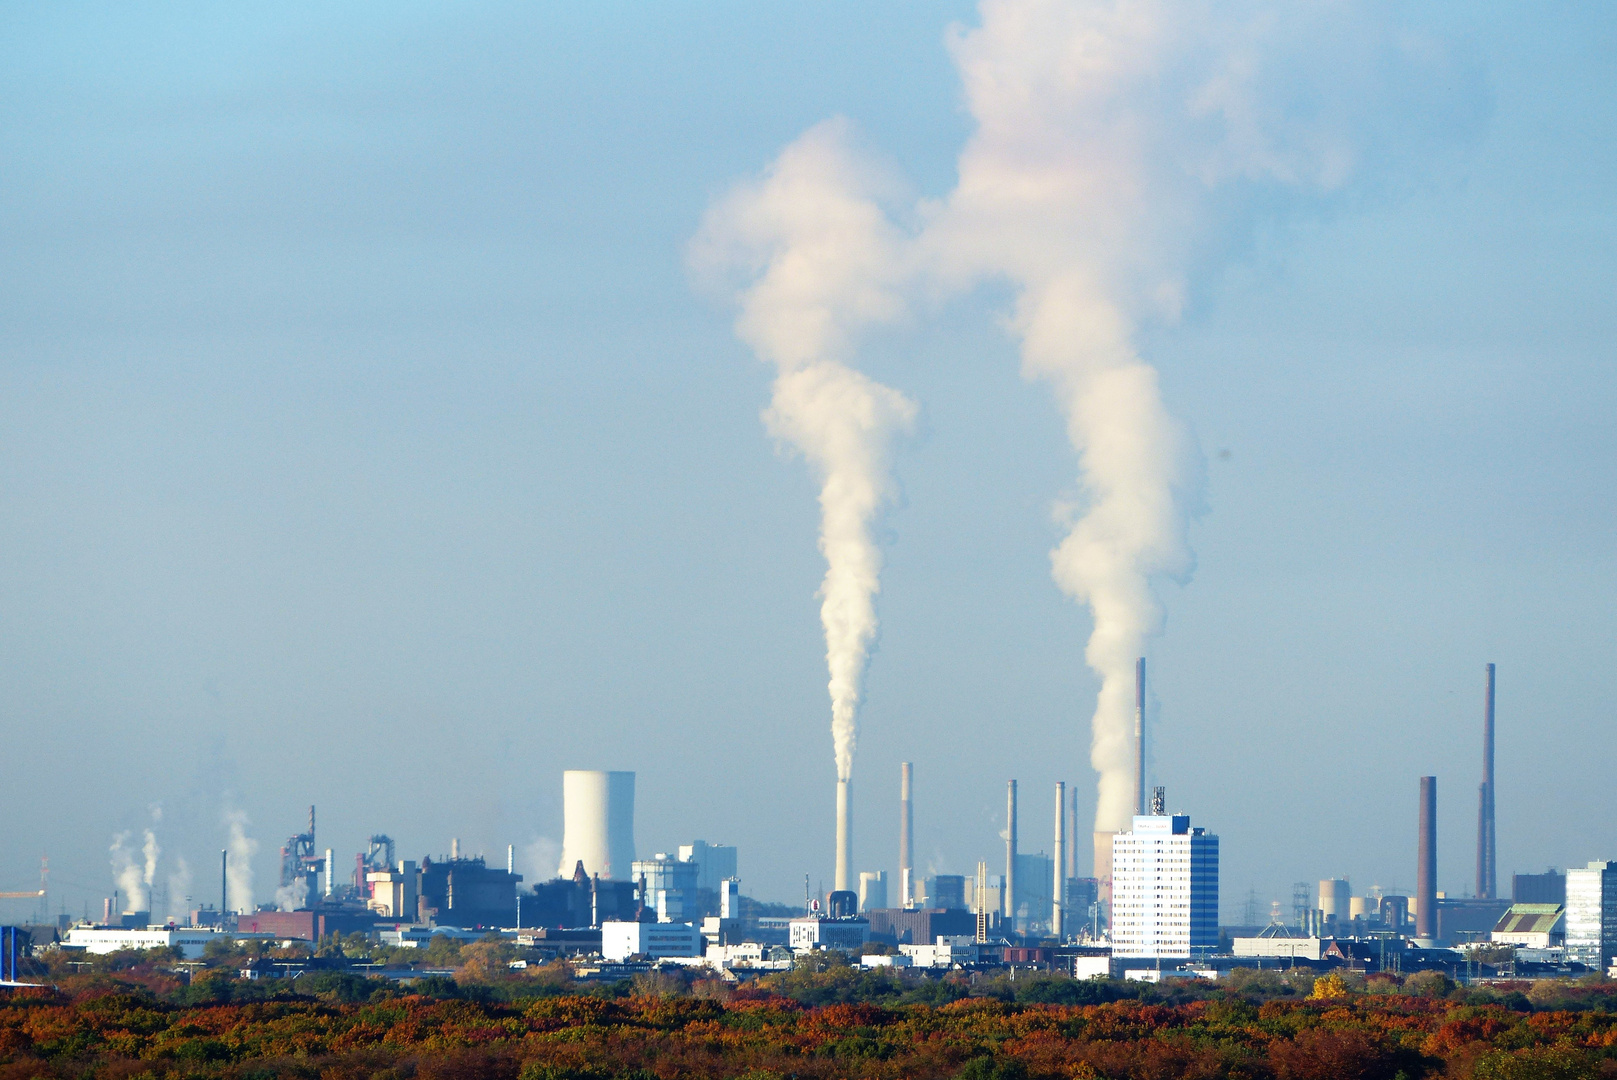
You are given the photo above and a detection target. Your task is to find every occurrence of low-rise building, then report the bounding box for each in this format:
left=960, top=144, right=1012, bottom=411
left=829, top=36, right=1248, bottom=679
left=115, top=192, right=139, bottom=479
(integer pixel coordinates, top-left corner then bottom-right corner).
left=899, top=940, right=979, bottom=968
left=1491, top=904, right=1564, bottom=949
left=63, top=927, right=224, bottom=959
left=788, top=916, right=870, bottom=951
left=600, top=920, right=702, bottom=962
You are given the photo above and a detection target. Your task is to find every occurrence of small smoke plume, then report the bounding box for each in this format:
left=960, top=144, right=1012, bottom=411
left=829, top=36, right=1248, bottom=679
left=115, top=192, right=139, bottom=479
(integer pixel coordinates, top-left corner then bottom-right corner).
left=109, top=832, right=147, bottom=912
left=524, top=837, right=562, bottom=883
left=224, top=809, right=257, bottom=913
left=142, top=828, right=161, bottom=896
left=167, top=856, right=192, bottom=922
left=274, top=878, right=308, bottom=913
left=920, top=0, right=1477, bottom=833
left=693, top=118, right=918, bottom=782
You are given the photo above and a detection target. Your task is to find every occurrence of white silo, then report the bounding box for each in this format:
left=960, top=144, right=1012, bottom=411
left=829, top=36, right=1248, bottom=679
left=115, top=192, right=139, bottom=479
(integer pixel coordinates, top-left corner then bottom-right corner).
left=558, top=770, right=636, bottom=880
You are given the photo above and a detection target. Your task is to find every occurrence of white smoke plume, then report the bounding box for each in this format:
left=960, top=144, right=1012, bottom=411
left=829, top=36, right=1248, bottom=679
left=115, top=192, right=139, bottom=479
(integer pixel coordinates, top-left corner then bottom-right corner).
left=109, top=832, right=147, bottom=912
left=275, top=878, right=308, bottom=913
left=692, top=118, right=918, bottom=782
left=524, top=837, right=562, bottom=884
left=919, top=0, right=1475, bottom=833
left=167, top=856, right=192, bottom=923
left=141, top=828, right=161, bottom=897
left=224, top=809, right=257, bottom=913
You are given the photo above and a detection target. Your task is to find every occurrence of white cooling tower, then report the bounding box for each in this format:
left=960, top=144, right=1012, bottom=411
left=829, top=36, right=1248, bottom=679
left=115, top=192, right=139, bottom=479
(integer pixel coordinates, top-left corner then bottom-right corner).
left=558, top=770, right=635, bottom=880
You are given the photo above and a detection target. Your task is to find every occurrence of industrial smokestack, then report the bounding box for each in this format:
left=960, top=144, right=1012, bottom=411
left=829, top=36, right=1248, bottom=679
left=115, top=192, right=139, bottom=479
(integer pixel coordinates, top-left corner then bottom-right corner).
left=899, top=762, right=913, bottom=909
left=835, top=777, right=852, bottom=893
left=1417, top=776, right=1437, bottom=941
left=1065, top=786, right=1077, bottom=880
left=1005, top=780, right=1018, bottom=926
left=1053, top=781, right=1066, bottom=940
left=220, top=849, right=227, bottom=915
left=1476, top=663, right=1497, bottom=900
left=1135, top=658, right=1146, bottom=816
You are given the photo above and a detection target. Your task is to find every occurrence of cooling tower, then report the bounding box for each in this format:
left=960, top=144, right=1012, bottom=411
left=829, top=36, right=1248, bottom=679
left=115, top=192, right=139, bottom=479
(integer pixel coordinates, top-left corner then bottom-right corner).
left=558, top=770, right=636, bottom=880
left=1318, top=879, right=1350, bottom=922
left=835, top=778, right=852, bottom=893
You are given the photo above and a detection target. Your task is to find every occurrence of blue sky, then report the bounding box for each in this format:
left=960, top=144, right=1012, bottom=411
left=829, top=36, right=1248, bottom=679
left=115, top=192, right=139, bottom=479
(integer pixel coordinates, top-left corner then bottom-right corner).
left=0, top=2, right=1613, bottom=916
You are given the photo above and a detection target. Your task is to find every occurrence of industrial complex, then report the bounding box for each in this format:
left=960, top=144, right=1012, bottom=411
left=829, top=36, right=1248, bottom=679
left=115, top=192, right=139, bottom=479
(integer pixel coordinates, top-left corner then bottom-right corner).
left=7, top=663, right=1611, bottom=987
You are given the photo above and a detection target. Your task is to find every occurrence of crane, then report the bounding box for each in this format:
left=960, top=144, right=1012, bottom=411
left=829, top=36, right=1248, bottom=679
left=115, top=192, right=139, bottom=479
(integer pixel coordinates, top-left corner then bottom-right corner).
left=0, top=857, right=47, bottom=899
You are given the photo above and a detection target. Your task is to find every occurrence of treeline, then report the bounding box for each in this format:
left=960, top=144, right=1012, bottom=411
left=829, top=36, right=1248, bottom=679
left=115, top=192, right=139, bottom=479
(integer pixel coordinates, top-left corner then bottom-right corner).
left=5, top=956, right=1617, bottom=1078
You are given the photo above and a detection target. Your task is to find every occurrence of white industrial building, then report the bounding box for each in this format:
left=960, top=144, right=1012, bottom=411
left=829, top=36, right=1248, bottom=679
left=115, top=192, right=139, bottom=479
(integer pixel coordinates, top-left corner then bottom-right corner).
left=558, top=770, right=636, bottom=880
left=788, top=916, right=870, bottom=951
left=899, top=939, right=978, bottom=968
left=1110, top=807, right=1218, bottom=959
left=600, top=920, right=702, bottom=962
left=1565, top=861, right=1617, bottom=968
left=63, top=927, right=225, bottom=959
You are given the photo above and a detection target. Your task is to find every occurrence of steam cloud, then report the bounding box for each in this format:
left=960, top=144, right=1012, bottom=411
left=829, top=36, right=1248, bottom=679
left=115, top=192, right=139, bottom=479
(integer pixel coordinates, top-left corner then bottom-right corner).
left=700, top=1, right=1473, bottom=835
left=693, top=119, right=918, bottom=783
left=110, top=811, right=163, bottom=913
left=167, top=856, right=192, bottom=922
left=224, top=809, right=257, bottom=913
left=109, top=833, right=147, bottom=912
left=922, top=0, right=1472, bottom=833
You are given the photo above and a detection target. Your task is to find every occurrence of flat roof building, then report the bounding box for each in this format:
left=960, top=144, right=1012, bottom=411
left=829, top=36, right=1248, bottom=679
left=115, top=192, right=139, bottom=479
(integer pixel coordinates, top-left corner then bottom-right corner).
left=1110, top=804, right=1218, bottom=960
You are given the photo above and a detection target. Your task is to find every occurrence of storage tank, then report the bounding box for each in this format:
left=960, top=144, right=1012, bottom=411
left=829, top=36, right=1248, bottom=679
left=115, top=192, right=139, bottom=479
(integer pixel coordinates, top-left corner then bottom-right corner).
left=1348, top=896, right=1374, bottom=922
left=558, top=770, right=635, bottom=880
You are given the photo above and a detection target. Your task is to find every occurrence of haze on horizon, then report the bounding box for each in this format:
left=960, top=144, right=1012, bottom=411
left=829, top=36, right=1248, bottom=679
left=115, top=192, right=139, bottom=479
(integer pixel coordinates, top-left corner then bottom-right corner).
left=0, top=1, right=1613, bottom=919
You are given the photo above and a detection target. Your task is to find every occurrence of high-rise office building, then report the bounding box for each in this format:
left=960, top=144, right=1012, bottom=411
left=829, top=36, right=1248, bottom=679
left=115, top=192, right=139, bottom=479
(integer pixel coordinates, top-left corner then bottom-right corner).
left=1565, top=861, right=1617, bottom=969
left=1110, top=804, right=1218, bottom=958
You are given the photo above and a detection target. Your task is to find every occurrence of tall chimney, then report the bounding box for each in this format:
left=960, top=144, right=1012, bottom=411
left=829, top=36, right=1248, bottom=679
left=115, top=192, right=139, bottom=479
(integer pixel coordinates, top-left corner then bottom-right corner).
left=1135, top=657, right=1147, bottom=815
left=1476, top=663, right=1497, bottom=900
left=898, top=763, right=913, bottom=909
left=1052, top=781, right=1066, bottom=940
left=1417, top=776, right=1437, bottom=941
left=1005, top=780, right=1018, bottom=927
left=835, top=777, right=852, bottom=893
left=1065, top=786, right=1078, bottom=880
left=220, top=849, right=228, bottom=914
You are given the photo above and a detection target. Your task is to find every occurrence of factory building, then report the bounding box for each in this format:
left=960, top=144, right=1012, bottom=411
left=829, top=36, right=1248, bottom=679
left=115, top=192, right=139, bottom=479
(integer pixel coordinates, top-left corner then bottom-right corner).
left=924, top=875, right=967, bottom=911
left=1514, top=870, right=1567, bottom=906
left=418, top=855, right=522, bottom=929
left=631, top=853, right=699, bottom=922
left=1109, top=797, right=1218, bottom=959
left=365, top=861, right=418, bottom=921
left=527, top=862, right=642, bottom=929
left=864, top=907, right=975, bottom=945
left=859, top=871, right=887, bottom=912
left=1565, top=861, right=1617, bottom=969
left=789, top=915, right=870, bottom=951
left=677, top=841, right=737, bottom=892
left=1013, top=853, right=1053, bottom=931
